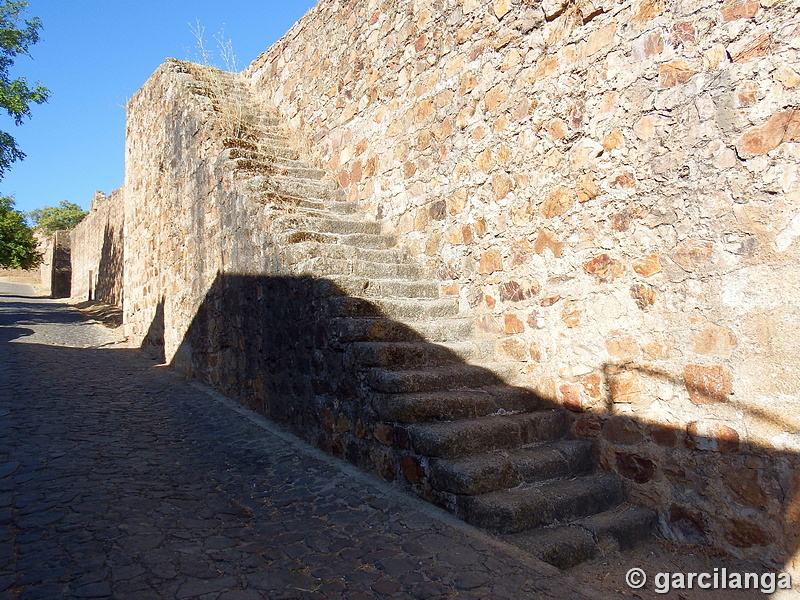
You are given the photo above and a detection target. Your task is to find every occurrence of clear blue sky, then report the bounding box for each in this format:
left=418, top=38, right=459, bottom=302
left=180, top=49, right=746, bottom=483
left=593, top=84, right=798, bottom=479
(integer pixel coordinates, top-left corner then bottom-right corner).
left=2, top=1, right=314, bottom=217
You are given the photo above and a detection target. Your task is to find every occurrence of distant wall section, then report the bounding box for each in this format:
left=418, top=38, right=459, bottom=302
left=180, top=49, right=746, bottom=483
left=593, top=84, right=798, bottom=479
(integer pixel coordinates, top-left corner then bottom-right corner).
left=37, top=231, right=71, bottom=299
left=70, top=189, right=125, bottom=305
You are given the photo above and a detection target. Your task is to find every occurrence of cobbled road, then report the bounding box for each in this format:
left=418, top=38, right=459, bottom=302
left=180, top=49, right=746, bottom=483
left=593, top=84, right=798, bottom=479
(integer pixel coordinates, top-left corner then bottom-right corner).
left=0, top=282, right=598, bottom=600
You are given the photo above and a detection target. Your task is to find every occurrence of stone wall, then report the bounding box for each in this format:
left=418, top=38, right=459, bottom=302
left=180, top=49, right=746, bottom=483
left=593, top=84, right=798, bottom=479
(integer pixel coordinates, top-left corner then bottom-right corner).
left=244, top=0, right=800, bottom=568
left=120, top=60, right=429, bottom=487
left=37, top=231, right=71, bottom=299
left=70, top=189, right=125, bottom=305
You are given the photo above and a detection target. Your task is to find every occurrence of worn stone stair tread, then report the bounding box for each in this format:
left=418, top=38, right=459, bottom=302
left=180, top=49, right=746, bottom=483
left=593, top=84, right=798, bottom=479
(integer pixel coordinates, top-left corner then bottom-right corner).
left=401, top=410, right=566, bottom=458
left=284, top=242, right=407, bottom=264
left=332, top=315, right=474, bottom=343
left=225, top=150, right=327, bottom=177
left=367, top=364, right=504, bottom=394
left=373, top=384, right=541, bottom=422
left=316, top=276, right=440, bottom=300
left=249, top=176, right=342, bottom=200
left=428, top=439, right=594, bottom=495
left=459, top=473, right=625, bottom=534
left=501, top=504, right=657, bottom=569
left=351, top=339, right=492, bottom=367
left=290, top=256, right=424, bottom=280
left=272, top=215, right=382, bottom=236
left=348, top=340, right=474, bottom=369
left=278, top=231, right=397, bottom=249
left=329, top=297, right=458, bottom=320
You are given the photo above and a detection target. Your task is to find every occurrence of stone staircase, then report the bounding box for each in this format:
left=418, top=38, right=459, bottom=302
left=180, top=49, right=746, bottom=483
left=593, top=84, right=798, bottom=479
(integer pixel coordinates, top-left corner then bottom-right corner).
left=186, top=63, right=656, bottom=570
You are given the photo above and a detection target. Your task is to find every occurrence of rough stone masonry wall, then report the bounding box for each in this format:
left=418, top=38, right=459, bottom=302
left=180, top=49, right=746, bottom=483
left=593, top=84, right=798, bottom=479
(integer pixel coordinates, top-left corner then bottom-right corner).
left=37, top=231, right=72, bottom=299
left=70, top=189, right=125, bottom=305
left=245, top=0, right=800, bottom=568
left=122, top=61, right=264, bottom=363
left=121, top=60, right=436, bottom=484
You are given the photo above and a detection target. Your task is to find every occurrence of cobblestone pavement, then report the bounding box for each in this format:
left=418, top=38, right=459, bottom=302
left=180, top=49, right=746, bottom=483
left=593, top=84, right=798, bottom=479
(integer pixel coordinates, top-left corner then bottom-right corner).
left=0, top=282, right=601, bottom=600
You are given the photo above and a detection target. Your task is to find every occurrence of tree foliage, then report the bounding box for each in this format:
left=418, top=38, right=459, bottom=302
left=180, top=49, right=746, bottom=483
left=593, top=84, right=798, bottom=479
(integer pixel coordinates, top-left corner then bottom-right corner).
left=0, top=0, right=49, bottom=179
left=0, top=194, right=39, bottom=268
left=29, top=200, right=87, bottom=234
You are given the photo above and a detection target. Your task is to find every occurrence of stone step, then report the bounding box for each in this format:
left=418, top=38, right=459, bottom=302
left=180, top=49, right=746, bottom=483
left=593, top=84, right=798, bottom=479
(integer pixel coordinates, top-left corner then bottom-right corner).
left=284, top=242, right=407, bottom=265
left=331, top=316, right=473, bottom=343
left=338, top=232, right=398, bottom=249
left=347, top=340, right=469, bottom=369
left=367, top=364, right=502, bottom=394
left=329, top=297, right=459, bottom=320
left=277, top=231, right=396, bottom=250
left=373, top=384, right=541, bottom=423
left=459, top=473, right=624, bottom=534
left=224, top=149, right=327, bottom=179
left=289, top=256, right=424, bottom=280
left=427, top=439, right=594, bottom=495
left=245, top=175, right=341, bottom=201
left=401, top=410, right=566, bottom=459
left=230, top=142, right=300, bottom=161
left=315, top=276, right=440, bottom=300
left=272, top=215, right=382, bottom=236
left=292, top=200, right=360, bottom=216
left=502, top=505, right=657, bottom=569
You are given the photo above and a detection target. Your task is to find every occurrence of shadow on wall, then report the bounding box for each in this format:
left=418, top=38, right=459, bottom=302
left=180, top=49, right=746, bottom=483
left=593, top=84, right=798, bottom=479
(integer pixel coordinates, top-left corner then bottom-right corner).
left=140, top=272, right=800, bottom=570
left=94, top=223, right=124, bottom=306
left=141, top=297, right=166, bottom=363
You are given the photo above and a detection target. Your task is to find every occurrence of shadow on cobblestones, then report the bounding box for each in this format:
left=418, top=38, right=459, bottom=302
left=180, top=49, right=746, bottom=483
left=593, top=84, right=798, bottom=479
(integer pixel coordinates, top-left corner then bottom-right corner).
left=0, top=286, right=598, bottom=600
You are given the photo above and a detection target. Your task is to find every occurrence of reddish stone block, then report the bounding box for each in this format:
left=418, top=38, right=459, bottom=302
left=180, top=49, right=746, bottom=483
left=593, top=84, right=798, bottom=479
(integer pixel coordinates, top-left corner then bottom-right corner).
left=650, top=424, right=680, bottom=447
left=479, top=249, right=503, bottom=274
left=581, top=373, right=602, bottom=399
left=724, top=519, right=771, bottom=548
left=604, top=418, right=644, bottom=445
left=720, top=0, right=759, bottom=22
left=584, top=253, right=623, bottom=283
left=499, top=281, right=526, bottom=302
left=373, top=423, right=394, bottom=446
left=632, top=0, right=664, bottom=24
left=737, top=109, right=800, bottom=155
left=540, top=186, right=574, bottom=219
left=331, top=436, right=345, bottom=457
left=632, top=254, right=661, bottom=277
left=561, top=383, right=584, bottom=412
left=683, top=365, right=733, bottom=404
left=504, top=313, right=525, bottom=334
left=685, top=420, right=739, bottom=452
left=659, top=60, right=697, bottom=88
left=615, top=452, right=656, bottom=483
left=671, top=21, right=695, bottom=44
left=609, top=371, right=643, bottom=404
left=498, top=337, right=528, bottom=361
left=400, top=455, right=423, bottom=484
left=534, top=229, right=564, bottom=257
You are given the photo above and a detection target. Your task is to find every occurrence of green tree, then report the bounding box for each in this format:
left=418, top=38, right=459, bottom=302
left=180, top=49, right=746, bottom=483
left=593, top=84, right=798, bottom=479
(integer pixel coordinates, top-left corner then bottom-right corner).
left=29, top=200, right=87, bottom=234
left=0, top=194, right=39, bottom=268
left=0, top=0, right=49, bottom=179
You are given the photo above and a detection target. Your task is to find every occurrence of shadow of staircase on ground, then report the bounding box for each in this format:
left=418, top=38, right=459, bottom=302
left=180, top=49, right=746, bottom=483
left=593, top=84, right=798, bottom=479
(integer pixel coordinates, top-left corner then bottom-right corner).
left=168, top=272, right=655, bottom=570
